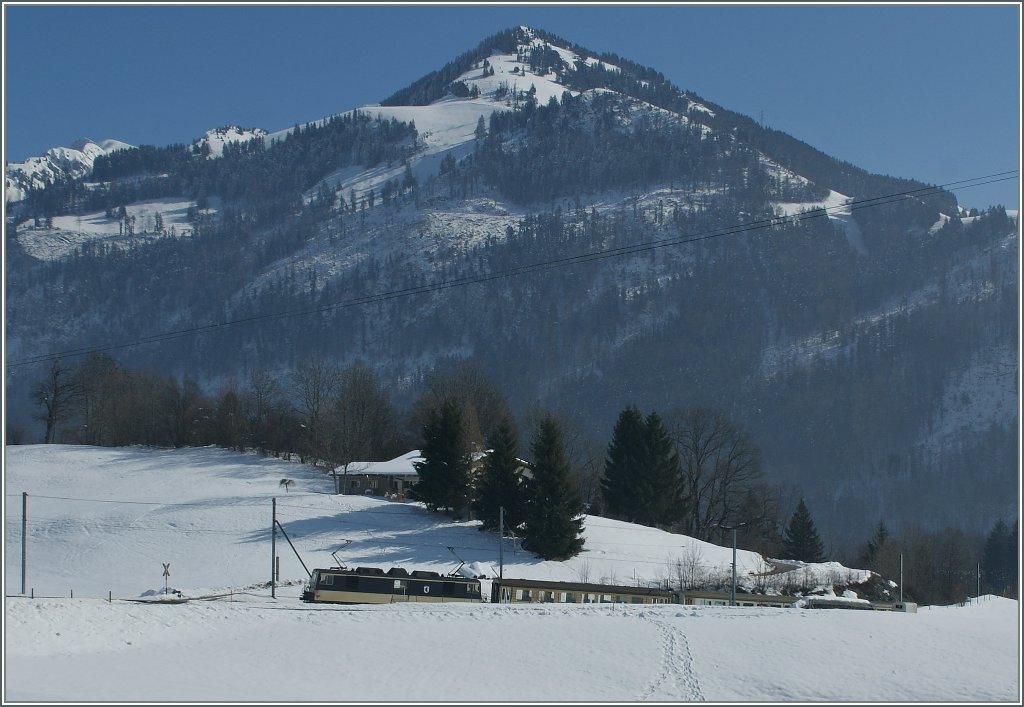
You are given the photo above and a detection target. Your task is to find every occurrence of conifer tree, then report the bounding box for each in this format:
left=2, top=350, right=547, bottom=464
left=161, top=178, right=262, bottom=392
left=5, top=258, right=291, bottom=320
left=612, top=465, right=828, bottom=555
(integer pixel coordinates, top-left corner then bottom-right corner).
left=637, top=411, right=686, bottom=528
left=863, top=520, right=890, bottom=567
left=782, top=498, right=826, bottom=563
left=522, top=415, right=585, bottom=560
left=411, top=399, right=471, bottom=516
left=600, top=406, right=686, bottom=529
left=600, top=405, right=645, bottom=522
left=982, top=518, right=1017, bottom=596
left=473, top=419, right=527, bottom=534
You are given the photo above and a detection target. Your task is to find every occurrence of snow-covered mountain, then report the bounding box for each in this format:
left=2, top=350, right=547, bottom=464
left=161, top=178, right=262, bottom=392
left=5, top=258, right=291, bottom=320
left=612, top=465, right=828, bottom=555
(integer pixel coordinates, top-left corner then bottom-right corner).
left=5, top=137, right=132, bottom=202
left=4, top=26, right=1017, bottom=543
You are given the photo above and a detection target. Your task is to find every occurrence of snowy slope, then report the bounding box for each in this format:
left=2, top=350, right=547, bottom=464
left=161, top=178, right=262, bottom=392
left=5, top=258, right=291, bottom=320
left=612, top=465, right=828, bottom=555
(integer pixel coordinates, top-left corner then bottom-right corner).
left=5, top=138, right=132, bottom=202
left=14, top=197, right=220, bottom=261
left=192, top=125, right=268, bottom=158
left=3, top=444, right=1018, bottom=702
left=2, top=445, right=864, bottom=599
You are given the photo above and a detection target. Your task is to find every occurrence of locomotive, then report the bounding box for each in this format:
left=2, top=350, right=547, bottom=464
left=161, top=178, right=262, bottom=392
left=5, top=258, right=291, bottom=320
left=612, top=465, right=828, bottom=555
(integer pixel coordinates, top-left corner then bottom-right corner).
left=301, top=565, right=482, bottom=604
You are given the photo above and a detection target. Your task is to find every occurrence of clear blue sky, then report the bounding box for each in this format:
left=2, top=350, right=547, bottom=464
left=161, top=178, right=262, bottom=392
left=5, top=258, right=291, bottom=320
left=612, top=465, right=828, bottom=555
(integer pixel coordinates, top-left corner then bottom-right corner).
left=4, top=3, right=1020, bottom=209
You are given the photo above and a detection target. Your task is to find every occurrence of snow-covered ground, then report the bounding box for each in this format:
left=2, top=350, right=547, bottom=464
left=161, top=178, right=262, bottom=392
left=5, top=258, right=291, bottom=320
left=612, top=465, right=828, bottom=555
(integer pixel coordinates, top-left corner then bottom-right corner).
left=2, top=445, right=1019, bottom=701
left=15, top=197, right=219, bottom=261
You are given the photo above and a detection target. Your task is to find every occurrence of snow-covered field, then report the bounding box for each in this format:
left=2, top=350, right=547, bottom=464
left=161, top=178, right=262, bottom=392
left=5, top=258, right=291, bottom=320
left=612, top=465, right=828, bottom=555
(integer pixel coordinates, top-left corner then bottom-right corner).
left=15, top=197, right=220, bottom=261
left=3, top=445, right=1020, bottom=702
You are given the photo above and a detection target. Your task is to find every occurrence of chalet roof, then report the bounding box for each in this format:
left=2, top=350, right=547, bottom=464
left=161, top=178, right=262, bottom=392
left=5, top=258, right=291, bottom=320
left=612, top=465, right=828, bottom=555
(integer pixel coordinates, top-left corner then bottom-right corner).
left=341, top=450, right=532, bottom=477
left=341, top=451, right=422, bottom=477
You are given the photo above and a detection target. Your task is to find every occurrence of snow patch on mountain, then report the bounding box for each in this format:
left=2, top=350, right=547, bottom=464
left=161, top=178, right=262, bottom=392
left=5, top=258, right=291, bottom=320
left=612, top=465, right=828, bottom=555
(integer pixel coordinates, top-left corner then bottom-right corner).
left=15, top=197, right=219, bottom=261
left=193, top=126, right=268, bottom=158
left=771, top=189, right=867, bottom=255
left=5, top=138, right=132, bottom=202
left=918, top=343, right=1018, bottom=456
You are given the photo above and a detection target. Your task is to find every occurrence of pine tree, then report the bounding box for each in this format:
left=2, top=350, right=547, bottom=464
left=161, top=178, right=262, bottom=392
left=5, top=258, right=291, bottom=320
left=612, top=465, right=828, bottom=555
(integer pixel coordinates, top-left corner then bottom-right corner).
left=411, top=399, right=471, bottom=517
left=522, top=415, right=585, bottom=560
left=473, top=419, right=527, bottom=534
left=637, top=411, right=686, bottom=528
left=600, top=405, right=645, bottom=522
left=863, top=520, right=889, bottom=567
left=982, top=518, right=1016, bottom=596
left=600, top=406, right=686, bottom=529
left=782, top=498, right=826, bottom=563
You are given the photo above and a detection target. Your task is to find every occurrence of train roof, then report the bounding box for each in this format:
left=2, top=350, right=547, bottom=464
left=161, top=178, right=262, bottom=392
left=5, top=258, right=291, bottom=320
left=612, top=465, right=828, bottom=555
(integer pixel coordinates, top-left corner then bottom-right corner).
left=680, top=590, right=798, bottom=604
left=495, top=577, right=674, bottom=596
left=312, top=566, right=478, bottom=582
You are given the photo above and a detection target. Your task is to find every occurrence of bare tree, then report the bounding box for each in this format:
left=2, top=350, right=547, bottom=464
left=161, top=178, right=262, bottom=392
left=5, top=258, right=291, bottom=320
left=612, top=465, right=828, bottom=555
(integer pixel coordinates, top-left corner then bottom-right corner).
left=670, top=407, right=762, bottom=542
left=409, top=361, right=512, bottom=452
left=245, top=369, right=285, bottom=454
left=162, top=375, right=209, bottom=448
left=330, top=361, right=400, bottom=468
left=212, top=380, right=246, bottom=452
left=32, top=358, right=79, bottom=444
left=290, top=358, right=340, bottom=467
left=71, top=352, right=119, bottom=445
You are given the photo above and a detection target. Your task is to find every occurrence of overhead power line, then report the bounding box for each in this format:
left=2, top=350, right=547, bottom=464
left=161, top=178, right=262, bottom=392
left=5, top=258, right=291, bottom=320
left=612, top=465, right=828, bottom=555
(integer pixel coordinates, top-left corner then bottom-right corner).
left=7, top=170, right=1017, bottom=369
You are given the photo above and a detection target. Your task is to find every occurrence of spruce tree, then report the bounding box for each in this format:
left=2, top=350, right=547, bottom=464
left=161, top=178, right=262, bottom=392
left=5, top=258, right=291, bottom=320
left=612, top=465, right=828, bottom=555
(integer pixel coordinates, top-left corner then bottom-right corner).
left=782, top=498, right=826, bottom=563
left=982, top=518, right=1016, bottom=596
left=411, top=399, right=471, bottom=516
left=600, top=405, right=645, bottom=522
left=600, top=406, right=686, bottom=529
left=863, top=520, right=889, bottom=567
left=637, top=411, right=686, bottom=528
left=473, top=419, right=527, bottom=534
left=522, top=415, right=585, bottom=560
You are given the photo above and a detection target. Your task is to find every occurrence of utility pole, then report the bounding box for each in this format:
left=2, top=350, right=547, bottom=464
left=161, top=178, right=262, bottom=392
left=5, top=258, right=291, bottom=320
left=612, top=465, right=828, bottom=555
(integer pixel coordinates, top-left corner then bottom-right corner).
left=271, top=497, right=277, bottom=599
left=977, top=563, right=981, bottom=601
left=498, top=506, right=504, bottom=582
left=718, top=522, right=747, bottom=606
left=899, top=553, right=904, bottom=603
left=730, top=527, right=737, bottom=606
left=21, top=492, right=27, bottom=595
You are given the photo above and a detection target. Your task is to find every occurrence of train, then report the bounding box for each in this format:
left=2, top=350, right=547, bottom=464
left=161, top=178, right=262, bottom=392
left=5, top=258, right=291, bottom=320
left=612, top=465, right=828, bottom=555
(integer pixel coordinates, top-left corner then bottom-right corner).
left=301, top=565, right=797, bottom=608
left=301, top=565, right=918, bottom=611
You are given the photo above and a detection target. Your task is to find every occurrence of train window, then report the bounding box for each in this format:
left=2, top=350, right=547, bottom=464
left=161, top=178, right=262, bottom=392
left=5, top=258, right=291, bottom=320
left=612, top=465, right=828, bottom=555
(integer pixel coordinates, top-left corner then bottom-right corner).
left=542, top=591, right=554, bottom=603
left=600, top=595, right=612, bottom=603
left=319, top=574, right=333, bottom=586
left=517, top=589, right=531, bottom=601
left=564, top=592, right=576, bottom=603
left=631, top=597, right=644, bottom=604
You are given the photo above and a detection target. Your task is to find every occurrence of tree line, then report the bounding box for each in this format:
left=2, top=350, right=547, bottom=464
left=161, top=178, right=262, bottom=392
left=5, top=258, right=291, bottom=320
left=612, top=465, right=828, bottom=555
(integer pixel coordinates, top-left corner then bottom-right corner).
left=17, top=351, right=1017, bottom=601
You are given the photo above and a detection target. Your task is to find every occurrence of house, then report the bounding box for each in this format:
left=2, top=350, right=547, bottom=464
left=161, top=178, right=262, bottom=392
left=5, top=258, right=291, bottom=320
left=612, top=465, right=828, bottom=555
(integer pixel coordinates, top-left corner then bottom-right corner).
left=334, top=451, right=422, bottom=498
left=335, top=449, right=532, bottom=500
